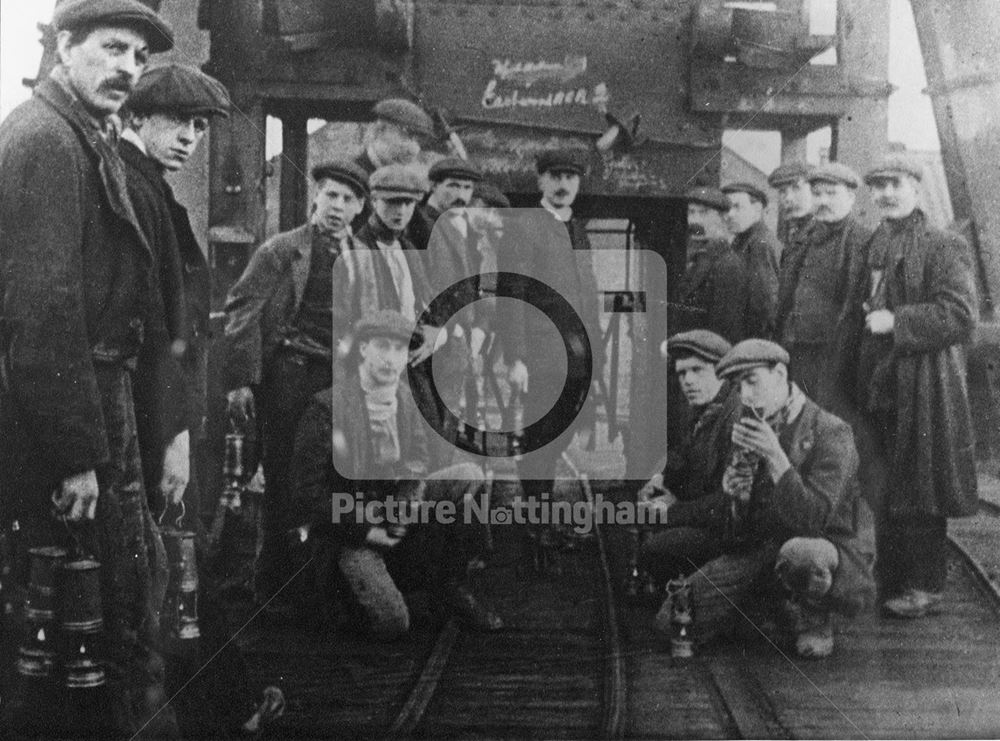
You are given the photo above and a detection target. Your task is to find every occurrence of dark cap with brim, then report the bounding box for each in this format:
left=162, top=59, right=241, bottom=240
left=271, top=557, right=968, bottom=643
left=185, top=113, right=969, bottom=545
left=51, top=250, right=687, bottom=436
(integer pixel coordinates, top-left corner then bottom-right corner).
left=372, top=98, right=434, bottom=139
left=684, top=186, right=730, bottom=213
left=53, top=0, right=174, bottom=53
left=369, top=164, right=426, bottom=200
left=864, top=154, right=924, bottom=185
left=536, top=149, right=587, bottom=176
left=311, top=160, right=370, bottom=198
left=722, top=182, right=768, bottom=208
left=354, top=310, right=416, bottom=344
left=808, top=162, right=861, bottom=189
left=473, top=181, right=510, bottom=208
left=768, top=162, right=810, bottom=188
left=716, top=339, right=790, bottom=379
left=429, top=157, right=482, bottom=183
left=667, top=330, right=732, bottom=364
left=128, top=64, right=231, bottom=117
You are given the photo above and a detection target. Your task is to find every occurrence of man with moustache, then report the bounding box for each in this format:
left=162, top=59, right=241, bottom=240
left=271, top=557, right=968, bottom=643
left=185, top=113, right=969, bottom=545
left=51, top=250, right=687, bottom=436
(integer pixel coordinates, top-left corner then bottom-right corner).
left=225, top=161, right=369, bottom=605
left=408, top=158, right=487, bottom=461
left=842, top=155, right=977, bottom=618
left=648, top=340, right=875, bottom=658
left=722, top=182, right=780, bottom=334
left=499, top=150, right=604, bottom=569
left=0, top=1, right=179, bottom=736
left=121, top=64, right=231, bottom=539
left=674, top=186, right=762, bottom=342
left=775, top=163, right=873, bottom=407
left=768, top=162, right=815, bottom=251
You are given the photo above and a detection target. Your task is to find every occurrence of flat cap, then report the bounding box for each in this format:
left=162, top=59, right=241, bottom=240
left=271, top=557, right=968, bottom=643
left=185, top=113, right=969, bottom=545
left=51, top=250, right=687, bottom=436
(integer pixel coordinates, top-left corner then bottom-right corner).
left=684, top=186, right=730, bottom=213
left=372, top=98, right=434, bottom=139
left=53, top=0, right=174, bottom=53
left=472, top=181, right=510, bottom=208
left=369, top=164, right=426, bottom=200
left=354, top=310, right=415, bottom=344
left=428, top=157, right=482, bottom=183
left=808, top=162, right=861, bottom=189
left=722, top=182, right=768, bottom=208
left=768, top=162, right=810, bottom=188
left=311, top=160, right=369, bottom=197
left=536, top=149, right=587, bottom=176
left=667, top=330, right=732, bottom=364
left=864, top=154, right=924, bottom=184
left=128, top=64, right=230, bottom=117
left=716, top=339, right=790, bottom=379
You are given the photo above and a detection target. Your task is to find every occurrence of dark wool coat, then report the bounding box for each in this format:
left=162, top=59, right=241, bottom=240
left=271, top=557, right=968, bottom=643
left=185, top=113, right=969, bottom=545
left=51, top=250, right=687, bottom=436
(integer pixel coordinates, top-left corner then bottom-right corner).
left=0, top=80, right=163, bottom=515
left=223, top=224, right=370, bottom=390
left=839, top=210, right=978, bottom=518
left=291, top=381, right=429, bottom=546
left=496, top=210, right=605, bottom=375
left=120, top=138, right=210, bottom=501
left=673, top=238, right=765, bottom=342
left=730, top=220, right=780, bottom=337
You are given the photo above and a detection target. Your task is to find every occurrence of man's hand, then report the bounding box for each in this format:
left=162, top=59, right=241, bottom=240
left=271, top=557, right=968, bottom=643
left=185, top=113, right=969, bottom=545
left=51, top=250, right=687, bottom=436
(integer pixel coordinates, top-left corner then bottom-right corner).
left=639, top=492, right=677, bottom=526
left=409, top=325, right=443, bottom=366
left=52, top=469, right=99, bottom=521
left=227, top=386, right=255, bottom=425
left=365, top=526, right=401, bottom=550
left=865, top=309, right=895, bottom=335
left=160, top=430, right=190, bottom=505
left=508, top=360, right=529, bottom=394
left=732, top=418, right=792, bottom=482
left=638, top=473, right=665, bottom=502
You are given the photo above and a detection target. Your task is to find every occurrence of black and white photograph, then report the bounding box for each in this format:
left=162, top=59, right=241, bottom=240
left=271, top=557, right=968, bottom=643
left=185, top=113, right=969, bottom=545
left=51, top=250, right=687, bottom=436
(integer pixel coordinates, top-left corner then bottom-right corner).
left=1, top=0, right=999, bottom=738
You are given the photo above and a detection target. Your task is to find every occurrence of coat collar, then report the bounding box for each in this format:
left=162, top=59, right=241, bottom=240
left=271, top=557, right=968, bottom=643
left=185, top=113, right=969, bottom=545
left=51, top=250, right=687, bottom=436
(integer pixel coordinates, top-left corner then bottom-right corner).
left=681, top=238, right=730, bottom=299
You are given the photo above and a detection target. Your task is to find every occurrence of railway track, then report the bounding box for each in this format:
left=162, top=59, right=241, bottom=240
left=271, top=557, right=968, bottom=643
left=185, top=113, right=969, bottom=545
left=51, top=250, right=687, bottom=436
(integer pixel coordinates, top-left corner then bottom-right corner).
left=384, top=471, right=626, bottom=739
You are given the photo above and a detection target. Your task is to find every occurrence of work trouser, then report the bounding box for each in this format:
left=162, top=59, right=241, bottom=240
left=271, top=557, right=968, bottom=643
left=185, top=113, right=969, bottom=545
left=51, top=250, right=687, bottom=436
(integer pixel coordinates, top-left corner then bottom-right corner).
left=643, top=527, right=860, bottom=644
left=256, top=347, right=334, bottom=600
left=8, top=369, right=178, bottom=739
left=409, top=334, right=472, bottom=468
left=516, top=371, right=586, bottom=501
left=335, top=463, right=485, bottom=640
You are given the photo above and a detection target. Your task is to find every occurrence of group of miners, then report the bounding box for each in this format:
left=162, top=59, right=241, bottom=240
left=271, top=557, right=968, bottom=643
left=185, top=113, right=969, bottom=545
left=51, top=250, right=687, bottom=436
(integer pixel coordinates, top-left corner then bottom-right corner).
left=0, top=0, right=982, bottom=736
left=645, top=152, right=977, bottom=658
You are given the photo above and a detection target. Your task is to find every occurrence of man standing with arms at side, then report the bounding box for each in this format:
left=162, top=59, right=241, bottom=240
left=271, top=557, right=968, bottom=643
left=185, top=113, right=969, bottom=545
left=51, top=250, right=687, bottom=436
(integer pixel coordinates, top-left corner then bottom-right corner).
left=775, top=163, right=873, bottom=408
left=225, top=161, right=368, bottom=605
left=499, top=150, right=604, bottom=568
left=722, top=182, right=779, bottom=335
left=768, top=162, right=815, bottom=252
left=0, top=2, right=180, bottom=736
left=844, top=155, right=978, bottom=618
left=122, top=63, right=231, bottom=541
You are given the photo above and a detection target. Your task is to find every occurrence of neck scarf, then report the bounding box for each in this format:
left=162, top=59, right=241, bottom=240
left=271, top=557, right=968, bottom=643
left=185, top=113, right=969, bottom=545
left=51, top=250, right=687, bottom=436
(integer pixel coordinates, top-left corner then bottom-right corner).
left=360, top=374, right=401, bottom=466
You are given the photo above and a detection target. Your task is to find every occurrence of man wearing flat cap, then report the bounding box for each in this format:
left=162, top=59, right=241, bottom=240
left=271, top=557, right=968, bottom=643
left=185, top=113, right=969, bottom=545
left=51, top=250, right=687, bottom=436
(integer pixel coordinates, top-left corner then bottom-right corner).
left=0, top=0, right=178, bottom=736
left=676, top=187, right=767, bottom=343
left=768, top=162, right=815, bottom=252
left=649, top=339, right=875, bottom=658
left=835, top=154, right=978, bottom=618
left=408, top=158, right=490, bottom=461
left=225, top=159, right=371, bottom=605
left=121, top=64, right=231, bottom=540
left=774, top=162, right=874, bottom=408
left=353, top=98, right=435, bottom=176
left=497, top=149, right=604, bottom=568
left=291, top=310, right=502, bottom=638
left=722, top=181, right=780, bottom=333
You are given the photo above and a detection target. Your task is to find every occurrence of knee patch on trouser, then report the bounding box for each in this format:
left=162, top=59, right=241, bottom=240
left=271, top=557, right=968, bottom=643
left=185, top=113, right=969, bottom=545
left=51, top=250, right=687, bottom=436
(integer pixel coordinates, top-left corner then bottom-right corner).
left=774, top=537, right=838, bottom=601
left=339, top=547, right=409, bottom=640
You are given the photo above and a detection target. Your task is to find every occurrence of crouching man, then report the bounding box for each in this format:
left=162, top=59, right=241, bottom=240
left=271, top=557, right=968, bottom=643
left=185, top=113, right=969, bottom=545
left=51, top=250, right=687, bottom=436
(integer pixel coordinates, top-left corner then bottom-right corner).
left=291, top=310, right=503, bottom=639
left=647, top=339, right=875, bottom=658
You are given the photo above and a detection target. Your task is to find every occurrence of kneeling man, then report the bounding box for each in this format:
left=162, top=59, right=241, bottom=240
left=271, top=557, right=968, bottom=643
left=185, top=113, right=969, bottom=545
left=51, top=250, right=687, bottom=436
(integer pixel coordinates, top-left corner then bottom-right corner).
left=648, top=339, right=875, bottom=658
left=292, top=310, right=502, bottom=639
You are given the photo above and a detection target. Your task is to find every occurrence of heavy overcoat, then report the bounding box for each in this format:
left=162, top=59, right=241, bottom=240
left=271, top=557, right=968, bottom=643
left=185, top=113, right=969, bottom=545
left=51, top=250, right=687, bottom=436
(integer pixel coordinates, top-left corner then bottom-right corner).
left=120, top=138, right=209, bottom=502
left=0, top=80, right=158, bottom=515
left=291, top=381, right=430, bottom=545
left=839, top=211, right=978, bottom=518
